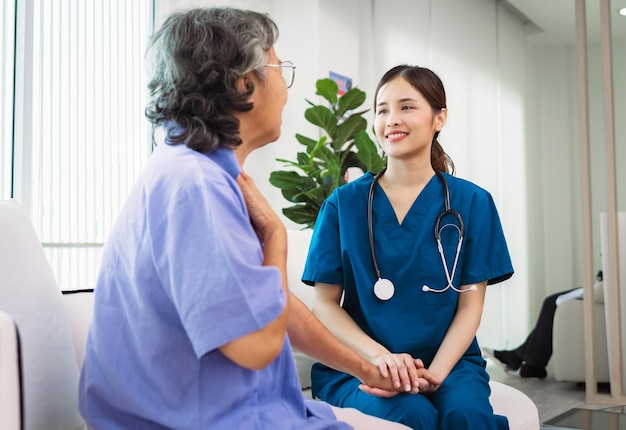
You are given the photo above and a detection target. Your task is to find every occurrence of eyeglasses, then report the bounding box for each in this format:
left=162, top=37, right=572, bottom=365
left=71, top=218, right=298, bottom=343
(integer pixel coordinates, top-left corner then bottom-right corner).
left=263, top=61, right=296, bottom=89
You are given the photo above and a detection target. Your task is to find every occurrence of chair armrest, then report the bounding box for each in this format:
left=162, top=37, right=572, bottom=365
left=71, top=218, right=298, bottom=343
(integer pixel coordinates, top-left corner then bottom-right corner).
left=0, top=311, right=23, bottom=430
left=62, top=289, right=95, bottom=370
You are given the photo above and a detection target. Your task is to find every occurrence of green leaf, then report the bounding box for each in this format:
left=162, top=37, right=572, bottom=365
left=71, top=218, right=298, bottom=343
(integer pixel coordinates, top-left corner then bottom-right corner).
left=296, top=152, right=310, bottom=166
left=341, top=150, right=366, bottom=173
left=303, top=187, right=327, bottom=207
left=354, top=130, right=386, bottom=173
left=315, top=78, right=338, bottom=105
left=286, top=187, right=327, bottom=208
left=295, top=133, right=317, bottom=147
left=305, top=106, right=337, bottom=136
left=336, top=87, right=367, bottom=118
left=283, top=204, right=319, bottom=229
left=313, top=145, right=342, bottom=176
left=319, top=172, right=345, bottom=194
left=308, top=136, right=328, bottom=161
left=333, top=116, right=367, bottom=150
left=281, top=188, right=305, bottom=203
left=269, top=171, right=315, bottom=190
left=274, top=158, right=302, bottom=168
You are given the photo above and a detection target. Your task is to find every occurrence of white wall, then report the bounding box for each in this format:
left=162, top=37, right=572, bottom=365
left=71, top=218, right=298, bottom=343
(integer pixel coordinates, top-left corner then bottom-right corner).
left=365, top=0, right=531, bottom=348
left=524, top=36, right=626, bottom=304
left=154, top=0, right=626, bottom=350
left=155, top=0, right=532, bottom=348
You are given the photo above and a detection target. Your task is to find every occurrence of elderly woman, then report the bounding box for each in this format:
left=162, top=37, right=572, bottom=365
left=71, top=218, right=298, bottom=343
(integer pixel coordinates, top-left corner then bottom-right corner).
left=78, top=7, right=412, bottom=429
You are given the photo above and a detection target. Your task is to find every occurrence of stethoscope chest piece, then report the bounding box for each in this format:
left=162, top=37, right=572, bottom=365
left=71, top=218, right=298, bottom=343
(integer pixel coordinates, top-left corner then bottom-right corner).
left=374, top=278, right=395, bottom=301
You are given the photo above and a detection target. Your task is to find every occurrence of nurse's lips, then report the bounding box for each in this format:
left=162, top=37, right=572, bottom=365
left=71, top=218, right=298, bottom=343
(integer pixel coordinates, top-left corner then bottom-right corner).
left=386, top=132, right=408, bottom=141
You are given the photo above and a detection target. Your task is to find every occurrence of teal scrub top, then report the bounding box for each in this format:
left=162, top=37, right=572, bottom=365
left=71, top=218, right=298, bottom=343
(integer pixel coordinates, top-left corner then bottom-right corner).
left=302, top=172, right=513, bottom=364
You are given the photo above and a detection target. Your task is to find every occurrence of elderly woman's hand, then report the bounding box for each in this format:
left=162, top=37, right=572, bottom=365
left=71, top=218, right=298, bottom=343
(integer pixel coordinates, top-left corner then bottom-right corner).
left=237, top=171, right=285, bottom=243
left=358, top=356, right=441, bottom=397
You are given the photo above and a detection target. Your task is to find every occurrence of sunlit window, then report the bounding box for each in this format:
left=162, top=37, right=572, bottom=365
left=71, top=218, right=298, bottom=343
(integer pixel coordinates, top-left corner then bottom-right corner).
left=17, top=0, right=154, bottom=289
left=1, top=1, right=16, bottom=199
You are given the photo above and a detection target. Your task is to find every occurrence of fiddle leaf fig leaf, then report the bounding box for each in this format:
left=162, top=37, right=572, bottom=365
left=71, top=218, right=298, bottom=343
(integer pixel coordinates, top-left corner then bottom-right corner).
left=336, top=87, right=367, bottom=118
left=341, top=150, right=366, bottom=173
left=296, top=152, right=310, bottom=166
left=295, top=133, right=317, bottom=147
left=334, top=116, right=367, bottom=150
left=283, top=205, right=319, bottom=229
left=354, top=130, right=385, bottom=173
left=315, top=78, right=339, bottom=105
left=269, top=171, right=315, bottom=190
left=305, top=106, right=337, bottom=136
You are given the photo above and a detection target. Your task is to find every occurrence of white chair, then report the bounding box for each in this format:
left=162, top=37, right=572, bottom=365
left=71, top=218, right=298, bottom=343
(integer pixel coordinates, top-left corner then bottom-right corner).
left=552, top=283, right=610, bottom=383
left=0, top=311, right=23, bottom=430
left=0, top=199, right=87, bottom=430
left=61, top=290, right=95, bottom=371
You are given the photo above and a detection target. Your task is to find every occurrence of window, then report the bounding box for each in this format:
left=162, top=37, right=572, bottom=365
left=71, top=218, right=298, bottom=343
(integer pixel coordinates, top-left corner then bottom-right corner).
left=1, top=1, right=16, bottom=199
left=10, top=0, right=154, bottom=289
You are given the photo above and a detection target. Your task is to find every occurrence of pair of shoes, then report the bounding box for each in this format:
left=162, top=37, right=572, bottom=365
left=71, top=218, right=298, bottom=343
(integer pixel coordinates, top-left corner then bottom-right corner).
left=493, top=350, right=523, bottom=371
left=520, top=363, right=547, bottom=379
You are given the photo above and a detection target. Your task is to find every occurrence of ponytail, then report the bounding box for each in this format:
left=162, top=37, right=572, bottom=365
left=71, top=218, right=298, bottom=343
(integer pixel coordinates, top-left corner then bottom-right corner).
left=431, top=133, right=455, bottom=174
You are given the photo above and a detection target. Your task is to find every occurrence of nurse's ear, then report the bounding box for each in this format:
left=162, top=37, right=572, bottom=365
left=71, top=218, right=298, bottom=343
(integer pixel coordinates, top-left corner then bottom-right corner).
left=434, top=108, right=447, bottom=131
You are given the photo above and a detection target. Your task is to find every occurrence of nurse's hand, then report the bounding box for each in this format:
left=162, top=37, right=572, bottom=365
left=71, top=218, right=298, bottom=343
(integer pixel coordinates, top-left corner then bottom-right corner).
left=359, top=356, right=441, bottom=397
left=370, top=353, right=424, bottom=395
left=415, top=377, right=441, bottom=395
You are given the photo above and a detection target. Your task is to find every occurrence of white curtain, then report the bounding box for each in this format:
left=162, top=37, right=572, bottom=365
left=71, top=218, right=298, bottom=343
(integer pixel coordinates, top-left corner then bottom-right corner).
left=14, top=0, right=153, bottom=289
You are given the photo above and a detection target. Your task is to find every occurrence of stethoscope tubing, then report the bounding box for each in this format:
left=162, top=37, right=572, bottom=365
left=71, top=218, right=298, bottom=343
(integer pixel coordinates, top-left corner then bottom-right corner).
left=368, top=168, right=472, bottom=299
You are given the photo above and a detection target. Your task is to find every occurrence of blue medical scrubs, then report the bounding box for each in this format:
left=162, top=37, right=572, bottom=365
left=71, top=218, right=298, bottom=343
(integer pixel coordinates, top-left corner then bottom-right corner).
left=302, top=172, right=514, bottom=430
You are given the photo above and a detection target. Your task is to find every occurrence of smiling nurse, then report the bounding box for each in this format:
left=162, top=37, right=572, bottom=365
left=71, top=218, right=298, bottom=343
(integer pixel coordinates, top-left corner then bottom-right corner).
left=303, top=65, right=514, bottom=430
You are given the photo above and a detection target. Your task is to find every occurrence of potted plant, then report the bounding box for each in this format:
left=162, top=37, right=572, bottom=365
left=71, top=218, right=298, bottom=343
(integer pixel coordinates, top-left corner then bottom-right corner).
left=269, top=78, right=386, bottom=229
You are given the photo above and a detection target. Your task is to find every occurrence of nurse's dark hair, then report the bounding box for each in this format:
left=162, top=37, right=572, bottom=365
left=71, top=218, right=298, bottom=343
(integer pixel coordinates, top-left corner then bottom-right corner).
left=374, top=65, right=455, bottom=174
left=144, top=7, right=279, bottom=153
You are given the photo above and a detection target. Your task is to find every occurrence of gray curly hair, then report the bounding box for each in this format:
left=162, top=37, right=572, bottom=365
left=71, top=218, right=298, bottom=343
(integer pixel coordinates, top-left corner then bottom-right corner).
left=145, top=7, right=279, bottom=153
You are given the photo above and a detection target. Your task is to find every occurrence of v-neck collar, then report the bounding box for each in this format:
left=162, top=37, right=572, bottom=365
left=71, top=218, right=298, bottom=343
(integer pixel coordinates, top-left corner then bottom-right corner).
left=372, top=173, right=441, bottom=254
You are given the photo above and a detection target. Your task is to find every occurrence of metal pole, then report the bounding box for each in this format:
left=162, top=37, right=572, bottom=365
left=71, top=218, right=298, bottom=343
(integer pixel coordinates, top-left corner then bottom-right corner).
left=599, top=0, right=623, bottom=399
left=574, top=0, right=598, bottom=400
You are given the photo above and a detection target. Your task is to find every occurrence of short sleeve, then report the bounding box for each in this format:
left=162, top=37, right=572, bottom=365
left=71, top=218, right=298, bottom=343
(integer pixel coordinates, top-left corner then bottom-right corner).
left=302, top=195, right=343, bottom=287
left=150, top=179, right=285, bottom=358
left=461, top=191, right=514, bottom=286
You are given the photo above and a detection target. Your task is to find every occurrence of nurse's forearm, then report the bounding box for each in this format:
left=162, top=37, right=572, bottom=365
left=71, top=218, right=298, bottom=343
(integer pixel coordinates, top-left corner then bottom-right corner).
left=428, top=282, right=486, bottom=381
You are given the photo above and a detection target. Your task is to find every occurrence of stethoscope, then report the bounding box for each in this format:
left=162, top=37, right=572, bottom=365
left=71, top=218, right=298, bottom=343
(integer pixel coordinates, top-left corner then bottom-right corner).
left=368, top=168, right=476, bottom=301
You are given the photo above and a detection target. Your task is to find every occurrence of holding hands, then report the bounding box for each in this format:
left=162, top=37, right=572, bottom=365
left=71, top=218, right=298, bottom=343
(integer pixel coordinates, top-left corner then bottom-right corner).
left=360, top=353, right=441, bottom=397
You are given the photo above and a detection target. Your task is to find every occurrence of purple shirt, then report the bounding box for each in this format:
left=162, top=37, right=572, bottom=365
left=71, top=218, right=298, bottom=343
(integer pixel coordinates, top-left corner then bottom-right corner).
left=79, top=142, right=349, bottom=429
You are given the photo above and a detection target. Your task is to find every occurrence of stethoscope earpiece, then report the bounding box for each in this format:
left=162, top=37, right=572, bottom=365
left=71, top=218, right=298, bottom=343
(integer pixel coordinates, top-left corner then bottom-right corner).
left=368, top=169, right=473, bottom=300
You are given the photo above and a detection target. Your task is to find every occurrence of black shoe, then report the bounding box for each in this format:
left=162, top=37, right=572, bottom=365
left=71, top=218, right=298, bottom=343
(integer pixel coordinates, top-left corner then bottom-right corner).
left=493, top=350, right=523, bottom=371
left=520, top=363, right=547, bottom=379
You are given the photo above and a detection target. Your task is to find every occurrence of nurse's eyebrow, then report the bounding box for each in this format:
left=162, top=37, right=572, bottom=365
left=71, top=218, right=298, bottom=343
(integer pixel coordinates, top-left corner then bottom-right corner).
left=376, top=97, right=419, bottom=107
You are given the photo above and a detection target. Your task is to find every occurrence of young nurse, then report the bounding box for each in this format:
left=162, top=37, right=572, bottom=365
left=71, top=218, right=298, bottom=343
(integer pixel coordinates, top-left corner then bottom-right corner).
left=302, top=65, right=514, bottom=429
